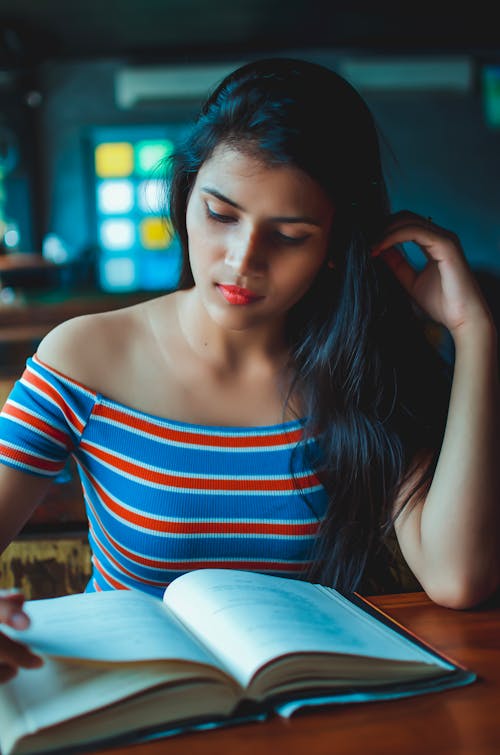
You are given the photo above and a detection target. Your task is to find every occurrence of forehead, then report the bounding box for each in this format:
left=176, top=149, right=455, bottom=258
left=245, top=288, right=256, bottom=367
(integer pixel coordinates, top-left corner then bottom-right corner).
left=194, top=144, right=334, bottom=216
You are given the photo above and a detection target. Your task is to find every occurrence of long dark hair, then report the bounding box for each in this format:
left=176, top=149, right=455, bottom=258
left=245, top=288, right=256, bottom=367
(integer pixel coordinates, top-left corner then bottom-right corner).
left=168, top=57, right=451, bottom=592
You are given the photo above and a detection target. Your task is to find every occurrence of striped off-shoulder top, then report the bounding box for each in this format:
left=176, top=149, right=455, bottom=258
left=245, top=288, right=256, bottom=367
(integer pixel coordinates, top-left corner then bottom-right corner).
left=0, top=354, right=328, bottom=597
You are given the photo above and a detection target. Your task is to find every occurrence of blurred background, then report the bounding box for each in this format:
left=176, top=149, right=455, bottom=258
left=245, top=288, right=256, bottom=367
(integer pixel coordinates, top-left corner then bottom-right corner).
left=0, top=0, right=499, bottom=595
left=1, top=2, right=500, bottom=305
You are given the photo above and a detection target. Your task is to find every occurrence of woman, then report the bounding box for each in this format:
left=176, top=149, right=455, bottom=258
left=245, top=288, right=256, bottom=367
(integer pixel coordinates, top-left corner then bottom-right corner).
left=0, top=57, right=498, bottom=681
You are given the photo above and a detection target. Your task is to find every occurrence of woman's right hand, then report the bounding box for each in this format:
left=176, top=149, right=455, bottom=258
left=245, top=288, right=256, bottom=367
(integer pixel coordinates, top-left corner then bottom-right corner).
left=0, top=591, right=43, bottom=682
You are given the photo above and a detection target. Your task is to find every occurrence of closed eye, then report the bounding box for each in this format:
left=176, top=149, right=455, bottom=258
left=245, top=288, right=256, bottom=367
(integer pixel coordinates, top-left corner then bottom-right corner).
left=206, top=205, right=235, bottom=223
left=206, top=203, right=310, bottom=244
left=274, top=231, right=311, bottom=245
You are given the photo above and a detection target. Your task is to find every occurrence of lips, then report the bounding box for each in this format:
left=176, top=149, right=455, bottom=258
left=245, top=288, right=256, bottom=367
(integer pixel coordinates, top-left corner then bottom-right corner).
left=216, top=284, right=263, bottom=305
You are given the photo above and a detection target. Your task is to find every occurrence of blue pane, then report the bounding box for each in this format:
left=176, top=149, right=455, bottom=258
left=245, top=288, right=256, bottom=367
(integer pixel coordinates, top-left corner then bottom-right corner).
left=98, top=254, right=139, bottom=292
left=138, top=248, right=182, bottom=291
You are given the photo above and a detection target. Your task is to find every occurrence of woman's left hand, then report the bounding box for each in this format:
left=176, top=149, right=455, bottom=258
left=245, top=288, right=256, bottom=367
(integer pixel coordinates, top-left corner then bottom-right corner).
left=372, top=211, right=494, bottom=340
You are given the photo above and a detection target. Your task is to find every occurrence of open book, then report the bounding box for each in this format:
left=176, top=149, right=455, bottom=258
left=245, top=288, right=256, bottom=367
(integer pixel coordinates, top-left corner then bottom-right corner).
left=0, top=568, right=476, bottom=755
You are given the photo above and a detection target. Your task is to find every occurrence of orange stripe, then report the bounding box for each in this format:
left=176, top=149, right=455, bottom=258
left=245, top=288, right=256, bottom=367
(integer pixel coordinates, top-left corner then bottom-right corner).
left=3, top=402, right=72, bottom=449
left=81, top=441, right=319, bottom=492
left=83, top=467, right=319, bottom=536
left=33, top=354, right=97, bottom=395
left=0, top=442, right=63, bottom=473
left=93, top=403, right=303, bottom=448
left=93, top=550, right=307, bottom=581
left=23, top=369, right=84, bottom=434
left=91, top=526, right=168, bottom=587
left=93, top=558, right=129, bottom=590
left=86, top=491, right=169, bottom=567
left=86, top=494, right=318, bottom=575
left=85, top=469, right=164, bottom=541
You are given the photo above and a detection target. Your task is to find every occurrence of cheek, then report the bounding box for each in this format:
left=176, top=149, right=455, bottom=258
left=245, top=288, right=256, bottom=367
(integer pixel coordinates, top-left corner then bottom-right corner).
left=185, top=201, right=200, bottom=247
left=186, top=203, right=220, bottom=260
left=186, top=206, right=207, bottom=267
left=284, top=250, right=326, bottom=287
left=272, top=256, right=325, bottom=306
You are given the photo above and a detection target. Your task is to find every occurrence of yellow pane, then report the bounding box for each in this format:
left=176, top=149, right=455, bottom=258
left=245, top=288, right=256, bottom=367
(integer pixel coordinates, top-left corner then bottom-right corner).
left=95, top=143, right=134, bottom=178
left=140, top=217, right=173, bottom=249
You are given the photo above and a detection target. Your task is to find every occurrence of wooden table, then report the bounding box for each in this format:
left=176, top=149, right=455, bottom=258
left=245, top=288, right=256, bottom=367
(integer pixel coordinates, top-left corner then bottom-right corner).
left=88, top=590, right=500, bottom=755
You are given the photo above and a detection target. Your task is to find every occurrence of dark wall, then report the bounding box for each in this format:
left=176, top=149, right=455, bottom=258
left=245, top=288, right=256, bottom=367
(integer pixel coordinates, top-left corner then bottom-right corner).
left=368, top=89, right=500, bottom=273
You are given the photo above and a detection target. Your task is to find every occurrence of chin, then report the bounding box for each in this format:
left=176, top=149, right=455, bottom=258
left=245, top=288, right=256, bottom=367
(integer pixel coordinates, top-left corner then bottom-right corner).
left=212, top=310, right=263, bottom=331
left=204, top=296, right=265, bottom=328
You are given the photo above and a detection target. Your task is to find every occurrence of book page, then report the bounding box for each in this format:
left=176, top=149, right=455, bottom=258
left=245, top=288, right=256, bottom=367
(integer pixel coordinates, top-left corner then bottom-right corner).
left=4, top=589, right=222, bottom=668
left=164, top=569, right=446, bottom=689
left=1, top=671, right=239, bottom=755
left=0, top=657, right=200, bottom=755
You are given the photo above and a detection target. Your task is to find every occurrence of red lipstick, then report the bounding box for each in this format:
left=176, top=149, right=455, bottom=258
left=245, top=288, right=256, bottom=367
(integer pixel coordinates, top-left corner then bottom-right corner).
left=217, top=284, right=263, bottom=305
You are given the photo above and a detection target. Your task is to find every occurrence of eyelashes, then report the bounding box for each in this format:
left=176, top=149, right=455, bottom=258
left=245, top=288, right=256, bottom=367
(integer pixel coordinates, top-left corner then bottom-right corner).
left=274, top=231, right=310, bottom=246
left=205, top=206, right=234, bottom=223
left=204, top=204, right=310, bottom=246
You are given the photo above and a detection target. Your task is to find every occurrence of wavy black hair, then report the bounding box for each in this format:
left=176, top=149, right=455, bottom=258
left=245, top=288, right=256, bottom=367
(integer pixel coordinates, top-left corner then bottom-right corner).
left=168, top=57, right=451, bottom=593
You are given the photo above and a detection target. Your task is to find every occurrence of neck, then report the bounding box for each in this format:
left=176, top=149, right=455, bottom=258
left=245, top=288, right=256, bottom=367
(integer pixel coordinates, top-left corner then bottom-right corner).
left=176, top=288, right=290, bottom=373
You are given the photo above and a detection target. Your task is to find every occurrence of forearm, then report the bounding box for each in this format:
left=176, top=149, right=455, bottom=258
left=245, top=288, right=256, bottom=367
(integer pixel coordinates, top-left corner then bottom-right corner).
left=419, top=318, right=500, bottom=606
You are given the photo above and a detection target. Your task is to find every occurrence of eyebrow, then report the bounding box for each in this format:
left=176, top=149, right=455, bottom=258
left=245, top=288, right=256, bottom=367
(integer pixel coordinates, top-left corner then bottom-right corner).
left=200, top=186, right=322, bottom=226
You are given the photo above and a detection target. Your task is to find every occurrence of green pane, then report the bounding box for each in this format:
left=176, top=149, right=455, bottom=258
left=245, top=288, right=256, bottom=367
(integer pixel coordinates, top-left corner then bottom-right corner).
left=135, top=139, right=175, bottom=176
left=483, top=67, right=500, bottom=128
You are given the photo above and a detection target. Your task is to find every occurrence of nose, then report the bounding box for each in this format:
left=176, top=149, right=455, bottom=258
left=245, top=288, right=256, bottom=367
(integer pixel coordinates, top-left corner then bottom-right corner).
left=224, top=226, right=265, bottom=275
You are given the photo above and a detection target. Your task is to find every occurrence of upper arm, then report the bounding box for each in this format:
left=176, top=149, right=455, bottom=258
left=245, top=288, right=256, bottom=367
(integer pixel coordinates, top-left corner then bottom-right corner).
left=0, top=464, right=54, bottom=553
left=0, top=322, right=102, bottom=553
left=391, top=451, right=433, bottom=587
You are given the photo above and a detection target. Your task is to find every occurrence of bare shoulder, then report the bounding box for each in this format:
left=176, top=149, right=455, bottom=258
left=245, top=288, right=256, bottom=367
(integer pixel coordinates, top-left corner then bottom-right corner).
left=36, top=307, right=138, bottom=388
left=36, top=296, right=174, bottom=391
